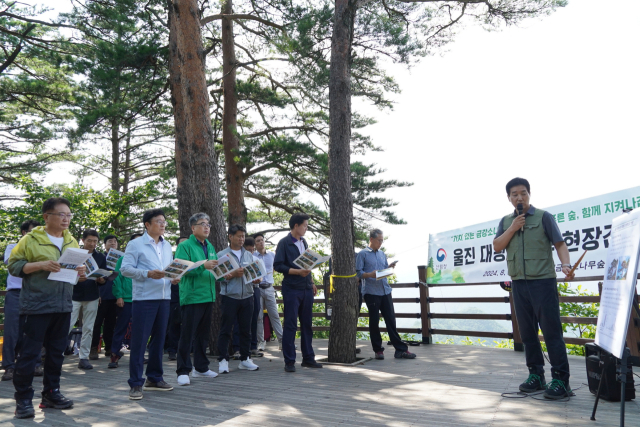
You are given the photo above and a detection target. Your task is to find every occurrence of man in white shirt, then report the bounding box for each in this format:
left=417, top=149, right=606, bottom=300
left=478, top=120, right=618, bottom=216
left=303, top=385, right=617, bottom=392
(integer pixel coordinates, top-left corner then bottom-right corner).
left=252, top=233, right=283, bottom=351
left=1, top=220, right=41, bottom=382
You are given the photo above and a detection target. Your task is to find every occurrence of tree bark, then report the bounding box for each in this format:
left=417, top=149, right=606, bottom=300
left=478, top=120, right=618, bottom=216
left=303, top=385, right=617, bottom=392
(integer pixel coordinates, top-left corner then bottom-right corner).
left=327, top=0, right=359, bottom=364
left=220, top=0, right=246, bottom=227
left=168, top=0, right=227, bottom=354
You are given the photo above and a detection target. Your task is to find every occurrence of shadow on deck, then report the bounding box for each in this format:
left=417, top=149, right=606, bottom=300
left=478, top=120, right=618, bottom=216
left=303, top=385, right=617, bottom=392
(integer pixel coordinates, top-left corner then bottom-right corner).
left=0, top=340, right=638, bottom=426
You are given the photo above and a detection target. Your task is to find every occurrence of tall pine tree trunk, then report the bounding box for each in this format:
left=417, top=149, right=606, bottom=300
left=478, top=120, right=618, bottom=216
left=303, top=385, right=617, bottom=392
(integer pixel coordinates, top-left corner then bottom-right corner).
left=327, top=0, right=359, bottom=363
left=168, top=0, right=227, bottom=354
left=221, top=0, right=246, bottom=227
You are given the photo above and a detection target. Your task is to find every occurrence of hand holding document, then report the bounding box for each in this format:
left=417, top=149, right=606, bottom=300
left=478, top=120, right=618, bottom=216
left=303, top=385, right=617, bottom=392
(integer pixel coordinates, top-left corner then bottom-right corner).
left=105, top=248, right=125, bottom=270
left=163, top=259, right=208, bottom=280
left=375, top=268, right=395, bottom=280
left=293, top=249, right=331, bottom=270
left=209, top=255, right=241, bottom=280
left=48, top=248, right=92, bottom=284
left=241, top=259, right=267, bottom=284
left=84, top=255, right=113, bottom=279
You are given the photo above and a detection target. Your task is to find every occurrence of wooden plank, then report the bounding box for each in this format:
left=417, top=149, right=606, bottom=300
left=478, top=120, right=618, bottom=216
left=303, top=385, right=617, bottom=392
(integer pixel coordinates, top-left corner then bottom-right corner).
left=509, top=293, right=523, bottom=352
left=390, top=282, right=420, bottom=288
left=276, top=312, right=420, bottom=318
left=560, top=316, right=597, bottom=324
left=311, top=326, right=421, bottom=333
left=428, top=297, right=509, bottom=303
left=539, top=334, right=593, bottom=345
left=558, top=295, right=600, bottom=303
left=430, top=313, right=510, bottom=321
left=419, top=266, right=431, bottom=344
left=431, top=329, right=513, bottom=339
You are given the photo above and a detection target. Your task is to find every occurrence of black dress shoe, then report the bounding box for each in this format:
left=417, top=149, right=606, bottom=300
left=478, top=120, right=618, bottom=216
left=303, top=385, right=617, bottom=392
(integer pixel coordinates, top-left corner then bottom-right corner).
left=301, top=360, right=323, bottom=368
left=40, top=389, right=73, bottom=409
left=168, top=352, right=177, bottom=361
left=78, top=359, right=93, bottom=370
left=2, top=368, right=14, bottom=381
left=284, top=364, right=296, bottom=373
left=15, top=399, right=35, bottom=418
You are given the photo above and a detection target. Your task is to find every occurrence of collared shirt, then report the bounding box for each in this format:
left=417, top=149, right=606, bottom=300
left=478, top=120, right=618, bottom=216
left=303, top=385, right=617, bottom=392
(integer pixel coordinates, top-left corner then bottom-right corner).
left=4, top=243, right=22, bottom=290
left=149, top=235, right=165, bottom=264
left=356, top=247, right=392, bottom=296
left=253, top=250, right=275, bottom=285
left=198, top=239, right=209, bottom=259
left=291, top=234, right=306, bottom=255
left=495, top=205, right=563, bottom=244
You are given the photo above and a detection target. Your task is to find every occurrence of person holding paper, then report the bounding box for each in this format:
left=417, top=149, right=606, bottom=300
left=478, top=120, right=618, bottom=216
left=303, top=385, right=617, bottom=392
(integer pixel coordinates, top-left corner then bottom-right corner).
left=356, top=229, right=415, bottom=361
left=90, top=234, right=120, bottom=360
left=121, top=209, right=179, bottom=400
left=253, top=233, right=284, bottom=351
left=174, top=213, right=219, bottom=386
left=165, top=236, right=189, bottom=361
left=274, top=213, right=322, bottom=373
left=243, top=237, right=262, bottom=356
left=494, top=178, right=573, bottom=400
left=216, top=224, right=260, bottom=373
left=108, top=232, right=143, bottom=369
left=7, top=197, right=86, bottom=418
left=69, top=229, right=107, bottom=370
left=2, top=220, right=42, bottom=383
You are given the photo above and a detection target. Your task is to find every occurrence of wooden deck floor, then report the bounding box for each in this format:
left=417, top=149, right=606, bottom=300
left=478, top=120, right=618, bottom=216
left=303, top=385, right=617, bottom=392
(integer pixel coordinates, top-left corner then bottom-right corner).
left=0, top=340, right=638, bottom=426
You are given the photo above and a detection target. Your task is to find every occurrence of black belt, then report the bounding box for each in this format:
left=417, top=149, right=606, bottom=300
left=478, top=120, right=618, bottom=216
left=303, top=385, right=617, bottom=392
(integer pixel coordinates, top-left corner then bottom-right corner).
left=259, top=283, right=272, bottom=289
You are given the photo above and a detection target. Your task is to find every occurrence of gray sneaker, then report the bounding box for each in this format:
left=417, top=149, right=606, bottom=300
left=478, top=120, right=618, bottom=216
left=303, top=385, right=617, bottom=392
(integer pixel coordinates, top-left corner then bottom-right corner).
left=78, top=359, right=93, bottom=370
left=143, top=379, right=174, bottom=391
left=129, top=386, right=143, bottom=400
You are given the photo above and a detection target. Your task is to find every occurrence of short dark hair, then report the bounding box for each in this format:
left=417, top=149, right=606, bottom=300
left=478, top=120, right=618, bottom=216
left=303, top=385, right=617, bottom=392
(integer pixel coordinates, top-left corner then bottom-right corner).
left=506, top=177, right=530, bottom=196
left=130, top=232, right=143, bottom=241
left=243, top=236, right=255, bottom=247
left=370, top=229, right=383, bottom=239
left=103, top=234, right=117, bottom=245
left=228, top=224, right=246, bottom=236
left=289, top=213, right=310, bottom=230
left=253, top=232, right=265, bottom=240
left=42, top=197, right=70, bottom=214
left=142, top=208, right=165, bottom=230
left=82, top=229, right=100, bottom=240
left=176, top=236, right=189, bottom=245
left=20, top=220, right=41, bottom=233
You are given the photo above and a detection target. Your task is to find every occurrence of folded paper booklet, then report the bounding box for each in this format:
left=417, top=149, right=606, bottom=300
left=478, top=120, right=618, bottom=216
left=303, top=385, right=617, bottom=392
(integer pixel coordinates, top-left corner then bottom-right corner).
left=163, top=259, right=208, bottom=280
left=85, top=255, right=113, bottom=279
left=376, top=267, right=395, bottom=280
left=48, top=248, right=92, bottom=285
left=105, top=248, right=125, bottom=270
left=242, top=258, right=267, bottom=284
left=210, top=254, right=241, bottom=280
left=293, top=248, right=331, bottom=270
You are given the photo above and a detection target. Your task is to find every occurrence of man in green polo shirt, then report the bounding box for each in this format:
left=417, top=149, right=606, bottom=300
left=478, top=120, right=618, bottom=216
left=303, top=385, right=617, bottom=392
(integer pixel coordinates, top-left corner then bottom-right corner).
left=174, top=213, right=219, bottom=386
left=494, top=177, right=574, bottom=400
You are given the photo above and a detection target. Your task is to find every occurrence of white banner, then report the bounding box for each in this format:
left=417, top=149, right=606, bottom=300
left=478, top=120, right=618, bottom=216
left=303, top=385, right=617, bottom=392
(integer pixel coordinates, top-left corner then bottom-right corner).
left=427, top=187, right=640, bottom=284
left=594, top=210, right=640, bottom=359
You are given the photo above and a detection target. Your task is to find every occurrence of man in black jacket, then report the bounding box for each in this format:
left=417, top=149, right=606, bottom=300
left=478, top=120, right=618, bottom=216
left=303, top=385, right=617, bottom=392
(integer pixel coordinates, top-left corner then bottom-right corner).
left=274, top=213, right=322, bottom=373
left=90, top=234, right=119, bottom=359
left=68, top=229, right=107, bottom=370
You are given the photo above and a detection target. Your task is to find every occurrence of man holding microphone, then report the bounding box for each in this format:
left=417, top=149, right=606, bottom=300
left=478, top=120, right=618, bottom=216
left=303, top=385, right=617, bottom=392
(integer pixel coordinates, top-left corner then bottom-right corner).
left=494, top=177, right=573, bottom=400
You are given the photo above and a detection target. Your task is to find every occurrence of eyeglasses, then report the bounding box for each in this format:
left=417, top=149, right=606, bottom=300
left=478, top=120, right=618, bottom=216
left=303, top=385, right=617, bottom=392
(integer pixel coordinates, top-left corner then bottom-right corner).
left=196, top=223, right=211, bottom=228
left=153, top=220, right=168, bottom=226
left=46, top=213, right=74, bottom=219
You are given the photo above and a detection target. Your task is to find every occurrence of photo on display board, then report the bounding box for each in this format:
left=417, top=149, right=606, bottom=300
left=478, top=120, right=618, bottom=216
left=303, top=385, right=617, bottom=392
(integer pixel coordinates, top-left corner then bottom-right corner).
left=616, top=256, right=630, bottom=280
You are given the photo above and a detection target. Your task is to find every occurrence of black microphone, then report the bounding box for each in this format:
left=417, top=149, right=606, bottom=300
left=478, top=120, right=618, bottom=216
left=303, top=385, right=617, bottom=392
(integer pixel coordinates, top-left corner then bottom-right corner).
left=517, top=203, right=524, bottom=232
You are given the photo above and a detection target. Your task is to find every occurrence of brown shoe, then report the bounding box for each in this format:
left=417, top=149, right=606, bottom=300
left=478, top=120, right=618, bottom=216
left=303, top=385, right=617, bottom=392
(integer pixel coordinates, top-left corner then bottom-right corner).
left=89, top=347, right=99, bottom=360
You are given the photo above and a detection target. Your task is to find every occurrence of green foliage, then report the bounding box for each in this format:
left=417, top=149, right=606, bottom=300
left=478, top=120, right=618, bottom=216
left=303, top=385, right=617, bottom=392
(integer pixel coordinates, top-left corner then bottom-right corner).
left=557, top=282, right=598, bottom=356
left=461, top=337, right=487, bottom=346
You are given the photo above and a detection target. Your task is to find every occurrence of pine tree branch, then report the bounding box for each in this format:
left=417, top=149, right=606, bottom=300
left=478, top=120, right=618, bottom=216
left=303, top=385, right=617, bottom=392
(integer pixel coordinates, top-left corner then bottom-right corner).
left=200, top=13, right=283, bottom=30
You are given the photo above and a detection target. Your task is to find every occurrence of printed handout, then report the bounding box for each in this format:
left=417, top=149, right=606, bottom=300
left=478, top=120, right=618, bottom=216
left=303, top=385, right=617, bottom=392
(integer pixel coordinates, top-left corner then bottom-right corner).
left=162, top=259, right=208, bottom=280
left=105, top=248, right=125, bottom=270
left=242, top=259, right=267, bottom=284
left=48, top=248, right=91, bottom=284
left=84, top=255, right=114, bottom=279
left=376, top=267, right=395, bottom=280
left=210, top=255, right=241, bottom=280
left=293, top=249, right=331, bottom=270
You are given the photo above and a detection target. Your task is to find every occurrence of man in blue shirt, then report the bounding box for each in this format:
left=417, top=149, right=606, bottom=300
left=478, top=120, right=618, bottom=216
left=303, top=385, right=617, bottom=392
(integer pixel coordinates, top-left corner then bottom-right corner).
left=121, top=209, right=180, bottom=400
left=356, top=229, right=415, bottom=360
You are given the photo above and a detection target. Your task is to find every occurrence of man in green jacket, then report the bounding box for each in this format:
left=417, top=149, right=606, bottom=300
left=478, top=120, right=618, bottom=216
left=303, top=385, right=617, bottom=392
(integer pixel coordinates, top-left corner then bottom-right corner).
left=108, top=232, right=142, bottom=368
left=8, top=197, right=86, bottom=418
left=174, top=213, right=219, bottom=386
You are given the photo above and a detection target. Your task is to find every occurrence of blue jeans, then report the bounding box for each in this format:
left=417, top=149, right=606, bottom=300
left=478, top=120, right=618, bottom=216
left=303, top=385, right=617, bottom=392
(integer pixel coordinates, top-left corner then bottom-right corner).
left=128, top=300, right=170, bottom=387
left=282, top=287, right=315, bottom=365
left=110, top=302, right=132, bottom=354
left=512, top=278, right=570, bottom=383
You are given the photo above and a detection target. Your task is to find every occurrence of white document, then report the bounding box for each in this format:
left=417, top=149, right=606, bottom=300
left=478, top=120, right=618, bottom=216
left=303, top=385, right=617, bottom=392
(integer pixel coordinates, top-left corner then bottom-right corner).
left=293, top=248, right=331, bottom=270
left=594, top=209, right=640, bottom=359
left=163, top=259, right=208, bottom=280
left=84, top=255, right=113, bottom=279
left=376, top=268, right=395, bottom=280
left=105, top=248, right=125, bottom=270
left=210, top=255, right=241, bottom=280
left=48, top=248, right=91, bottom=284
left=242, top=258, right=267, bottom=284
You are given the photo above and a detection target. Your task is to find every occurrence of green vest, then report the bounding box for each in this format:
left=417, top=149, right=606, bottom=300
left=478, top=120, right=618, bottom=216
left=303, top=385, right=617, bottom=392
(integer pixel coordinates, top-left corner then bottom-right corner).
left=502, top=208, right=556, bottom=281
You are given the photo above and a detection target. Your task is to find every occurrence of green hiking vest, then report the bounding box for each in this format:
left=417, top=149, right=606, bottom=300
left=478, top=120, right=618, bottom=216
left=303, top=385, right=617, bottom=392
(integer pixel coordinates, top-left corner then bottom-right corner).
left=502, top=208, right=556, bottom=281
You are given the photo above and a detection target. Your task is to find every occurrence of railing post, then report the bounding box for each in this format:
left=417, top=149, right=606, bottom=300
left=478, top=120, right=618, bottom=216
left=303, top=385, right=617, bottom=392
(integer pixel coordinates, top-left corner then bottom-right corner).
left=509, top=294, right=523, bottom=351
left=418, top=266, right=431, bottom=344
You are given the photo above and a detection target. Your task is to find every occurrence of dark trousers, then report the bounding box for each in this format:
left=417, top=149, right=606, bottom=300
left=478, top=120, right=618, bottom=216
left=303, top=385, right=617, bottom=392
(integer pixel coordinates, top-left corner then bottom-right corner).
left=13, top=312, right=70, bottom=401
left=282, top=287, right=315, bottom=365
left=512, top=278, right=570, bottom=383
left=110, top=302, right=132, bottom=354
left=217, top=295, right=253, bottom=361
left=128, top=299, right=170, bottom=388
left=2, top=289, right=27, bottom=370
left=232, top=287, right=260, bottom=351
left=176, top=302, right=212, bottom=375
left=364, top=293, right=408, bottom=354
left=91, top=298, right=118, bottom=351
left=165, top=301, right=181, bottom=354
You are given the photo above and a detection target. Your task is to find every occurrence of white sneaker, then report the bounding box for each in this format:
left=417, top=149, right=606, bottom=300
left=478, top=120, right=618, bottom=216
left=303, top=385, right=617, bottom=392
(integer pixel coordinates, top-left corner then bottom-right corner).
left=238, top=358, right=259, bottom=371
left=258, top=341, right=266, bottom=351
left=192, top=369, right=218, bottom=378
left=177, top=374, right=190, bottom=386
left=219, top=359, right=229, bottom=374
